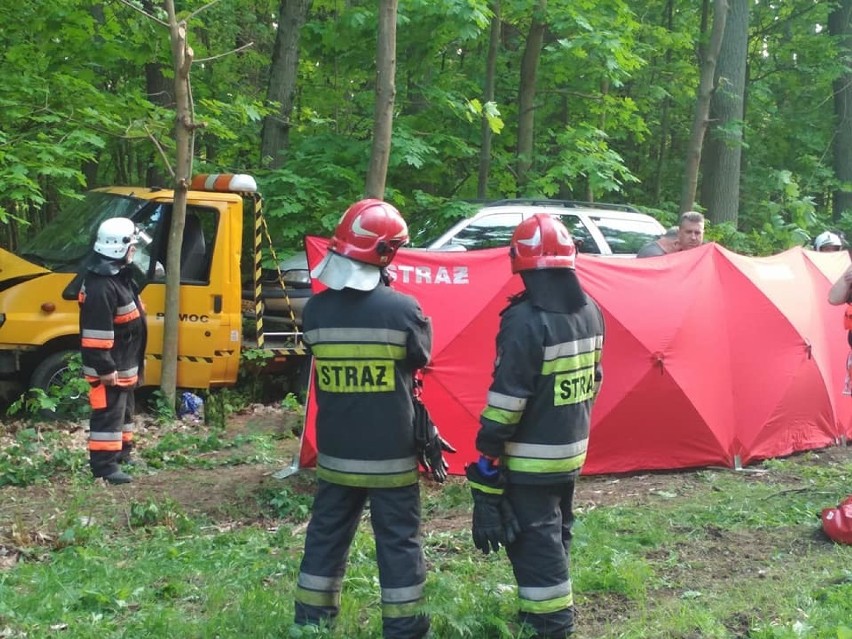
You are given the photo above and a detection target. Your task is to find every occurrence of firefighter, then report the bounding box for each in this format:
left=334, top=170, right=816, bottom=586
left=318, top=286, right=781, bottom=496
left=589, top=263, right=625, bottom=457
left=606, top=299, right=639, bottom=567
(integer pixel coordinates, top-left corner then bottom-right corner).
left=293, top=199, right=438, bottom=639
left=79, top=217, right=147, bottom=484
left=466, top=213, right=605, bottom=638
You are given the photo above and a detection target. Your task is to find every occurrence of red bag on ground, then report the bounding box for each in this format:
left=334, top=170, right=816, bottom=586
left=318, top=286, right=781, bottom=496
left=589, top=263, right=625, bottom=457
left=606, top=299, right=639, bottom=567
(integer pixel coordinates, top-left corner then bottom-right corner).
left=821, top=495, right=852, bottom=544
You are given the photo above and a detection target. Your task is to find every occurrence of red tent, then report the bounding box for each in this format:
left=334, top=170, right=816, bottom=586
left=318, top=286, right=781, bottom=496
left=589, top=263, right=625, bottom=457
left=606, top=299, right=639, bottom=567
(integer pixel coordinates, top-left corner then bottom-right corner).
left=298, top=238, right=850, bottom=475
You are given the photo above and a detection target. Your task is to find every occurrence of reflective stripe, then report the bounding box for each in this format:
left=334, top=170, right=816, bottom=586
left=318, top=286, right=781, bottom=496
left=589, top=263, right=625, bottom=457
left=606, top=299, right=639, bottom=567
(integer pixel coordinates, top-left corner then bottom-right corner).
left=295, top=586, right=339, bottom=608
left=81, top=337, right=114, bottom=349
left=295, top=572, right=343, bottom=609
left=114, top=302, right=140, bottom=325
left=117, top=367, right=139, bottom=379
left=90, top=432, right=123, bottom=441
left=122, top=423, right=135, bottom=433
left=318, top=453, right=417, bottom=474
left=82, top=329, right=115, bottom=340
left=481, top=406, right=523, bottom=425
left=89, top=440, right=123, bottom=452
left=382, top=600, right=424, bottom=619
left=305, top=327, right=408, bottom=346
left=505, top=451, right=587, bottom=474
left=382, top=583, right=424, bottom=604
left=89, top=432, right=123, bottom=452
left=298, top=572, right=343, bottom=592
left=468, top=479, right=503, bottom=496
left=316, top=467, right=418, bottom=488
left=543, top=337, right=599, bottom=360
left=505, top=439, right=588, bottom=460
left=541, top=352, right=597, bottom=376
left=487, top=391, right=527, bottom=412
left=311, top=343, right=406, bottom=360
left=121, top=432, right=133, bottom=443
left=518, top=580, right=574, bottom=614
left=115, top=302, right=137, bottom=316
left=82, top=366, right=99, bottom=377
left=518, top=581, right=572, bottom=601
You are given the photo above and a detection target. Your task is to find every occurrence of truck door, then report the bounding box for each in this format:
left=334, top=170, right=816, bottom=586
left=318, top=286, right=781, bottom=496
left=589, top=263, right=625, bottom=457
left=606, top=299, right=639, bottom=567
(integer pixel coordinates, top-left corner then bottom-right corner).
left=132, top=200, right=237, bottom=389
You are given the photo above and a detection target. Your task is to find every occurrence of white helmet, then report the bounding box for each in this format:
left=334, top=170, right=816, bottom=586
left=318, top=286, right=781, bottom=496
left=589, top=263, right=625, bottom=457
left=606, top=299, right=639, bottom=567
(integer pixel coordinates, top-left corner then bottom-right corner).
left=814, top=231, right=843, bottom=252
left=94, top=217, right=139, bottom=259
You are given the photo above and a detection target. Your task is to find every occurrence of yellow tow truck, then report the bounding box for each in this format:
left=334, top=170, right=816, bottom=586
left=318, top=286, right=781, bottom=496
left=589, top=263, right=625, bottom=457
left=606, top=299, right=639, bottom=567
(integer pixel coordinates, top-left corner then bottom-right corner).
left=0, top=174, right=307, bottom=406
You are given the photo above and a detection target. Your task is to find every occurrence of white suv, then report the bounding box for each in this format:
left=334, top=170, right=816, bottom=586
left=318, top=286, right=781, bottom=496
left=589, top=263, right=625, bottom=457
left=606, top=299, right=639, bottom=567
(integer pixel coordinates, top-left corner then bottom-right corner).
left=421, top=200, right=666, bottom=256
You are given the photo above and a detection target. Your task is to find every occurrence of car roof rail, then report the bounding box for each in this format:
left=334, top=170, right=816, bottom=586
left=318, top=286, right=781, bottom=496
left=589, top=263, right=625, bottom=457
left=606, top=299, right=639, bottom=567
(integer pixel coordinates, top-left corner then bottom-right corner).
left=482, top=198, right=640, bottom=213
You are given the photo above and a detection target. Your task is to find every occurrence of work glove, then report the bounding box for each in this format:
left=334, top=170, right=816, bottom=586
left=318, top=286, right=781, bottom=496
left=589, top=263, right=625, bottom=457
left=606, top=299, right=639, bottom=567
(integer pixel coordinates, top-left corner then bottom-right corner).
left=466, top=456, right=518, bottom=554
left=419, top=430, right=457, bottom=483
left=414, top=397, right=456, bottom=483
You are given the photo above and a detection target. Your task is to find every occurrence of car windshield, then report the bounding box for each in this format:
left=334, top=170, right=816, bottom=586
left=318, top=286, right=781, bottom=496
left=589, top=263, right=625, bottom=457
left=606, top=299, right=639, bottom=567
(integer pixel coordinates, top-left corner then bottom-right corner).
left=19, top=192, right=149, bottom=270
left=590, top=215, right=664, bottom=255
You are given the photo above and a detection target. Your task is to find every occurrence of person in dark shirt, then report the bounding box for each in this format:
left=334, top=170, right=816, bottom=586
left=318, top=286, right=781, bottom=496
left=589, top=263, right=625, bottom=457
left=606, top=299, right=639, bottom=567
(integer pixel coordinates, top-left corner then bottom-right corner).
left=636, top=226, right=679, bottom=258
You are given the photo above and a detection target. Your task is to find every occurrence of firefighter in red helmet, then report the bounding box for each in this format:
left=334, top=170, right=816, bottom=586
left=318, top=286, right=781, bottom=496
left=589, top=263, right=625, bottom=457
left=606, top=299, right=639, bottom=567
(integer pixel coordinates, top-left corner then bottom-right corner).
left=294, top=199, right=440, bottom=639
left=466, top=213, right=605, bottom=638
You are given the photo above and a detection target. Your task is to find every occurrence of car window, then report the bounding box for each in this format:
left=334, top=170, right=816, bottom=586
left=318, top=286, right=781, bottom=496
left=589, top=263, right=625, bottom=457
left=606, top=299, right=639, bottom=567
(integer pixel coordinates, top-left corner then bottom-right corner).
left=553, top=214, right=601, bottom=254
left=590, top=216, right=665, bottom=255
left=443, top=213, right=523, bottom=250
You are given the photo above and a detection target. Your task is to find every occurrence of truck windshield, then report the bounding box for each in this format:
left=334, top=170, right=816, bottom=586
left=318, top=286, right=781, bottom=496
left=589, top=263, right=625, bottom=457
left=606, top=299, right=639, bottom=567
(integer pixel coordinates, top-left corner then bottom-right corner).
left=19, top=192, right=148, bottom=269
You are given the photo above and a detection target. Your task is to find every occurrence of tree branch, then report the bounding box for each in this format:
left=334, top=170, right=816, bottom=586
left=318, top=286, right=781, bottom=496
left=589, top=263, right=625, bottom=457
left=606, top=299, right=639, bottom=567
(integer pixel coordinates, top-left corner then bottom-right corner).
left=115, top=0, right=168, bottom=27
left=186, top=0, right=222, bottom=22
left=194, top=41, right=255, bottom=64
left=144, top=124, right=175, bottom=178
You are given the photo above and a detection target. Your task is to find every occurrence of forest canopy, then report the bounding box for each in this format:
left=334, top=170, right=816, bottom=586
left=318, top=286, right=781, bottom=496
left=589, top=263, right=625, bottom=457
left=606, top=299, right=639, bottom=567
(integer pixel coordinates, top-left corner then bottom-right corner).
left=1, top=0, right=850, bottom=256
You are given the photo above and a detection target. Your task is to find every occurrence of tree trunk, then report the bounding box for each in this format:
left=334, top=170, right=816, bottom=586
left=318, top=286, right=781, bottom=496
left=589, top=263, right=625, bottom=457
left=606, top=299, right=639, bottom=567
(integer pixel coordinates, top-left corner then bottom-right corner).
left=260, top=0, right=311, bottom=169
left=142, top=0, right=172, bottom=187
left=477, top=0, right=501, bottom=200
left=653, top=0, right=675, bottom=203
left=679, top=0, right=727, bottom=214
left=162, top=0, right=196, bottom=411
left=699, top=0, right=748, bottom=225
left=365, top=0, right=398, bottom=199
left=516, top=0, right=547, bottom=194
left=830, top=0, right=852, bottom=219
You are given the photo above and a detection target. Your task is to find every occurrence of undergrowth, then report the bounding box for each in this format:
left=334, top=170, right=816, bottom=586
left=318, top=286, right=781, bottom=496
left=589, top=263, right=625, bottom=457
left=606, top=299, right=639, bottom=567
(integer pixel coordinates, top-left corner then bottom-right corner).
left=1, top=420, right=850, bottom=638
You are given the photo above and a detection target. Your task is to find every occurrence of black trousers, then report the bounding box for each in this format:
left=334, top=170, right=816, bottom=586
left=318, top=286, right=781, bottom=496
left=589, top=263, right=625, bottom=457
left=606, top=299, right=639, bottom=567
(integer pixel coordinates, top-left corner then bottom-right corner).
left=88, top=385, right=134, bottom=478
left=294, top=480, right=429, bottom=639
left=506, top=481, right=577, bottom=639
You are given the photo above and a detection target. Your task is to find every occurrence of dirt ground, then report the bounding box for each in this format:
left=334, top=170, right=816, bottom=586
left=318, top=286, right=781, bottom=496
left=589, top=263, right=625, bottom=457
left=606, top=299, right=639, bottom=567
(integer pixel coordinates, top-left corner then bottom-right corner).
left=1, top=406, right=850, bottom=637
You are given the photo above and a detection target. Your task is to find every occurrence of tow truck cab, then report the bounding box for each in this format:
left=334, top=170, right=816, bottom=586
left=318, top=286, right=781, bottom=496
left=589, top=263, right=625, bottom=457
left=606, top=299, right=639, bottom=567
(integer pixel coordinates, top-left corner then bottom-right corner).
left=0, top=175, right=256, bottom=394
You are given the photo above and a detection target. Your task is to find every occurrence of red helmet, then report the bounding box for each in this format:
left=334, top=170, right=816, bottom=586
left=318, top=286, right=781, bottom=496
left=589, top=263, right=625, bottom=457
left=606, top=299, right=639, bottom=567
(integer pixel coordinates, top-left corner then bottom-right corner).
left=822, top=496, right=852, bottom=545
left=509, top=214, right=576, bottom=273
left=329, top=199, right=409, bottom=266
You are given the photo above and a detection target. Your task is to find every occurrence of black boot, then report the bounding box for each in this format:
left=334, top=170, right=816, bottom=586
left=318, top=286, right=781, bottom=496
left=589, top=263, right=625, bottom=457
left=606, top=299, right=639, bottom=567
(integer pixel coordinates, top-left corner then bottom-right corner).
left=102, top=470, right=133, bottom=484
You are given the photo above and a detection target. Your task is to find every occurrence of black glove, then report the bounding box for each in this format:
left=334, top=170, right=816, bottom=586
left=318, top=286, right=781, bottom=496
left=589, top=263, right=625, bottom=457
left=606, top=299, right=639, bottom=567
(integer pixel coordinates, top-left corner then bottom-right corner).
left=414, top=398, right=456, bottom=483
left=466, top=458, right=509, bottom=554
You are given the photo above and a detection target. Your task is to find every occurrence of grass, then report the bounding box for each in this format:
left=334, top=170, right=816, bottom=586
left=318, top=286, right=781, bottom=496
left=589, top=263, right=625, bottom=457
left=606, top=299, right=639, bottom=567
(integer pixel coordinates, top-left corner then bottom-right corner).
left=1, top=418, right=850, bottom=638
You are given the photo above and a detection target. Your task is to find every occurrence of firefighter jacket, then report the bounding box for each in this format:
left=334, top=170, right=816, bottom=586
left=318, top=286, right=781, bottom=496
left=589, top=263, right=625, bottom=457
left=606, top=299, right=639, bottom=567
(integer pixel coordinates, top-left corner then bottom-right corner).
left=78, top=261, right=147, bottom=387
left=303, top=285, right=432, bottom=489
left=476, top=294, right=604, bottom=485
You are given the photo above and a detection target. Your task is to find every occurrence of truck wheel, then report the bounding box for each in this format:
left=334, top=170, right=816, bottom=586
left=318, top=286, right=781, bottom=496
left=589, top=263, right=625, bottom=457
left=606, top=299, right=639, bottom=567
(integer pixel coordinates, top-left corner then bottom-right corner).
left=29, top=350, right=91, bottom=420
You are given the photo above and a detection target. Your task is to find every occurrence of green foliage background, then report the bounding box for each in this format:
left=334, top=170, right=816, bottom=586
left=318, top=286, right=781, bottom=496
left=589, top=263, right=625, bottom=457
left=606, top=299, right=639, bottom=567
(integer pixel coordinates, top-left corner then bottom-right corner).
left=0, top=0, right=848, bottom=255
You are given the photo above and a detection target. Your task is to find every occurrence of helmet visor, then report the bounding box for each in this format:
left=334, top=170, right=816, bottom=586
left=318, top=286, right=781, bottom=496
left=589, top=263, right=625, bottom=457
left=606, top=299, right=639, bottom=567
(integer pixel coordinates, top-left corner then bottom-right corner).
left=311, top=252, right=381, bottom=291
